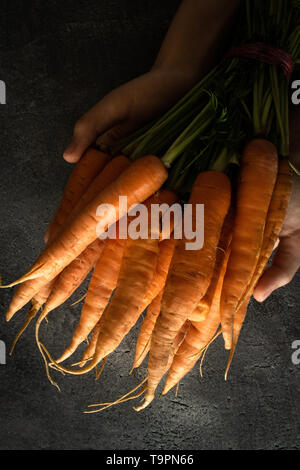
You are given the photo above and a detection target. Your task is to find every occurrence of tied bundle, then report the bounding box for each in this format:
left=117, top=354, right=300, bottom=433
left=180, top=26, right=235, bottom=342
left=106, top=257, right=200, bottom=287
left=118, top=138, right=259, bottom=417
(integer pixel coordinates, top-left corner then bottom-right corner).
left=2, top=0, right=299, bottom=412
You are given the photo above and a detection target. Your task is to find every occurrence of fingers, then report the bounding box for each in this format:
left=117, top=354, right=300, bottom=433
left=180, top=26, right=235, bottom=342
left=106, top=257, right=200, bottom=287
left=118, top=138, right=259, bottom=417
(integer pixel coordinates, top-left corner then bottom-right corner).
left=63, top=125, right=97, bottom=163
left=253, top=233, right=300, bottom=302
left=63, top=92, right=129, bottom=163
left=96, top=120, right=139, bottom=149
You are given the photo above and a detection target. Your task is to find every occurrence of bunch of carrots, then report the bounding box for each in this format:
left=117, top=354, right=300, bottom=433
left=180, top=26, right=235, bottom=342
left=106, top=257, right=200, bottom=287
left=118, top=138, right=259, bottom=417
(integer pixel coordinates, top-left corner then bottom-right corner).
left=1, top=0, right=297, bottom=412
left=2, top=137, right=292, bottom=412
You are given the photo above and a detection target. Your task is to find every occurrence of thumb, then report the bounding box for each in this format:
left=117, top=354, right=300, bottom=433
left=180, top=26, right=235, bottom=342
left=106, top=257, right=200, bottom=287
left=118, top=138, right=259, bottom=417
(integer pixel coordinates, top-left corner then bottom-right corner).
left=253, top=234, right=300, bottom=302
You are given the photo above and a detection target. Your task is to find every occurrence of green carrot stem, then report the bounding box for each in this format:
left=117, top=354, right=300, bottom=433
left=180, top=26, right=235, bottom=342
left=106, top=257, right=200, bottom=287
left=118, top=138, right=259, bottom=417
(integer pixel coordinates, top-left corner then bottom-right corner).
left=130, top=103, right=205, bottom=160
left=261, top=92, right=273, bottom=133
left=253, top=75, right=260, bottom=135
left=161, top=116, right=213, bottom=168
left=160, top=101, right=215, bottom=167
left=209, top=148, right=229, bottom=172
left=269, top=66, right=285, bottom=146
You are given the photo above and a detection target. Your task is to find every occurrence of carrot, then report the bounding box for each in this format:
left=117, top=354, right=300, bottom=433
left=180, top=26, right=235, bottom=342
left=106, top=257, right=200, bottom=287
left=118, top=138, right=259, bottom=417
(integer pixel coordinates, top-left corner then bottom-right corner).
left=3, top=155, right=167, bottom=291
left=130, top=236, right=177, bottom=371
left=61, top=190, right=177, bottom=366
left=42, top=190, right=177, bottom=378
left=74, top=191, right=177, bottom=361
left=38, top=238, right=104, bottom=320
left=79, top=321, right=102, bottom=367
left=5, top=153, right=125, bottom=322
left=81, top=233, right=177, bottom=370
left=224, top=298, right=250, bottom=381
left=135, top=170, right=231, bottom=410
left=20, top=153, right=114, bottom=324
left=61, top=155, right=130, bottom=226
left=220, top=139, right=278, bottom=350
left=131, top=290, right=163, bottom=371
left=55, top=237, right=126, bottom=364
left=32, top=157, right=130, bottom=320
left=165, top=320, right=190, bottom=372
left=6, top=157, right=166, bottom=321
left=162, top=325, right=203, bottom=393
left=43, top=237, right=159, bottom=381
left=89, top=237, right=158, bottom=356
left=46, top=148, right=111, bottom=242
left=138, top=237, right=177, bottom=308
left=237, top=158, right=292, bottom=310
left=9, top=280, right=56, bottom=355
left=34, top=238, right=105, bottom=388
left=187, top=303, right=208, bottom=322
left=162, top=232, right=232, bottom=395
left=188, top=209, right=234, bottom=323
left=83, top=321, right=191, bottom=415
left=43, top=151, right=112, bottom=309
left=225, top=158, right=292, bottom=379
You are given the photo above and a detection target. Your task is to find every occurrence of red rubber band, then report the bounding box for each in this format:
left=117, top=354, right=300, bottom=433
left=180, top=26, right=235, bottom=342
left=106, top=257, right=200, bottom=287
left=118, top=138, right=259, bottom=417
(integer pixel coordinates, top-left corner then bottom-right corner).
left=225, top=42, right=295, bottom=81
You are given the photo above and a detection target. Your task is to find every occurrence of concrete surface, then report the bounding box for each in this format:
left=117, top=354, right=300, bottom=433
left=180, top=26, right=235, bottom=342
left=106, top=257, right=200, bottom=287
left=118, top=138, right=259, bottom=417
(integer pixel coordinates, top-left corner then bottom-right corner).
left=0, top=0, right=299, bottom=450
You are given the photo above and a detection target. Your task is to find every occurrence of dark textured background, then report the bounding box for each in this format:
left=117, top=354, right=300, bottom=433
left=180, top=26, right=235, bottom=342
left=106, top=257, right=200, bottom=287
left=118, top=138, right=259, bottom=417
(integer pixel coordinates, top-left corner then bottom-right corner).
left=0, top=0, right=299, bottom=450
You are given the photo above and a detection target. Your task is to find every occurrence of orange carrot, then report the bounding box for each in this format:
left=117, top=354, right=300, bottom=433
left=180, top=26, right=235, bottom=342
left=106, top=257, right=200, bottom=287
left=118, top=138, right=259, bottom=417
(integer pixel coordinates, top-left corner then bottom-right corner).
left=224, top=298, right=250, bottom=381
left=25, top=153, right=114, bottom=319
left=44, top=236, right=159, bottom=380
left=130, top=236, right=177, bottom=371
left=4, top=155, right=167, bottom=292
left=220, top=139, right=278, bottom=350
left=59, top=190, right=177, bottom=365
left=187, top=303, right=208, bottom=323
left=89, top=237, right=158, bottom=355
left=162, top=235, right=231, bottom=395
left=81, top=321, right=191, bottom=414
left=34, top=238, right=104, bottom=388
left=165, top=320, right=190, bottom=372
left=8, top=151, right=118, bottom=354
left=6, top=157, right=162, bottom=321
left=9, top=279, right=57, bottom=355
left=38, top=238, right=104, bottom=320
left=237, top=158, right=292, bottom=310
left=73, top=192, right=176, bottom=362
left=5, top=153, right=125, bottom=322
left=139, top=238, right=177, bottom=308
left=225, top=158, right=292, bottom=379
left=61, top=155, right=130, bottom=227
left=33, top=157, right=130, bottom=319
left=188, top=209, right=234, bottom=323
left=135, top=170, right=231, bottom=410
left=131, top=291, right=164, bottom=371
left=79, top=321, right=102, bottom=367
left=81, top=234, right=177, bottom=370
left=46, top=148, right=111, bottom=242
left=42, top=190, right=178, bottom=378
left=55, top=237, right=126, bottom=364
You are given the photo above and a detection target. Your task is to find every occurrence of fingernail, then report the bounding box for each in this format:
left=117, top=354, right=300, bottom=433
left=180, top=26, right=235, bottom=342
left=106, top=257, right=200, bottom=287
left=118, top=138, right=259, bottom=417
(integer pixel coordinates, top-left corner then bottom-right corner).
left=63, top=142, right=78, bottom=162
left=254, top=290, right=269, bottom=303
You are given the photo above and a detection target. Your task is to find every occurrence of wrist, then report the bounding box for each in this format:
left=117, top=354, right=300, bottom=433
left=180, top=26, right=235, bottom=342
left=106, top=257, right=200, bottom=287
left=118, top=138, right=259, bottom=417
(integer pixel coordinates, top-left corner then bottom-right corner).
left=151, top=62, right=200, bottom=91
left=152, top=0, right=241, bottom=85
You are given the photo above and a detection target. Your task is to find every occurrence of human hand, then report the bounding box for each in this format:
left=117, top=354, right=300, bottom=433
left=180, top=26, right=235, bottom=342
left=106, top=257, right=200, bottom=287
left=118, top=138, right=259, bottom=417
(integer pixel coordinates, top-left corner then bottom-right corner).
left=254, top=106, right=300, bottom=302
left=63, top=66, right=198, bottom=163
left=63, top=0, right=241, bottom=163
